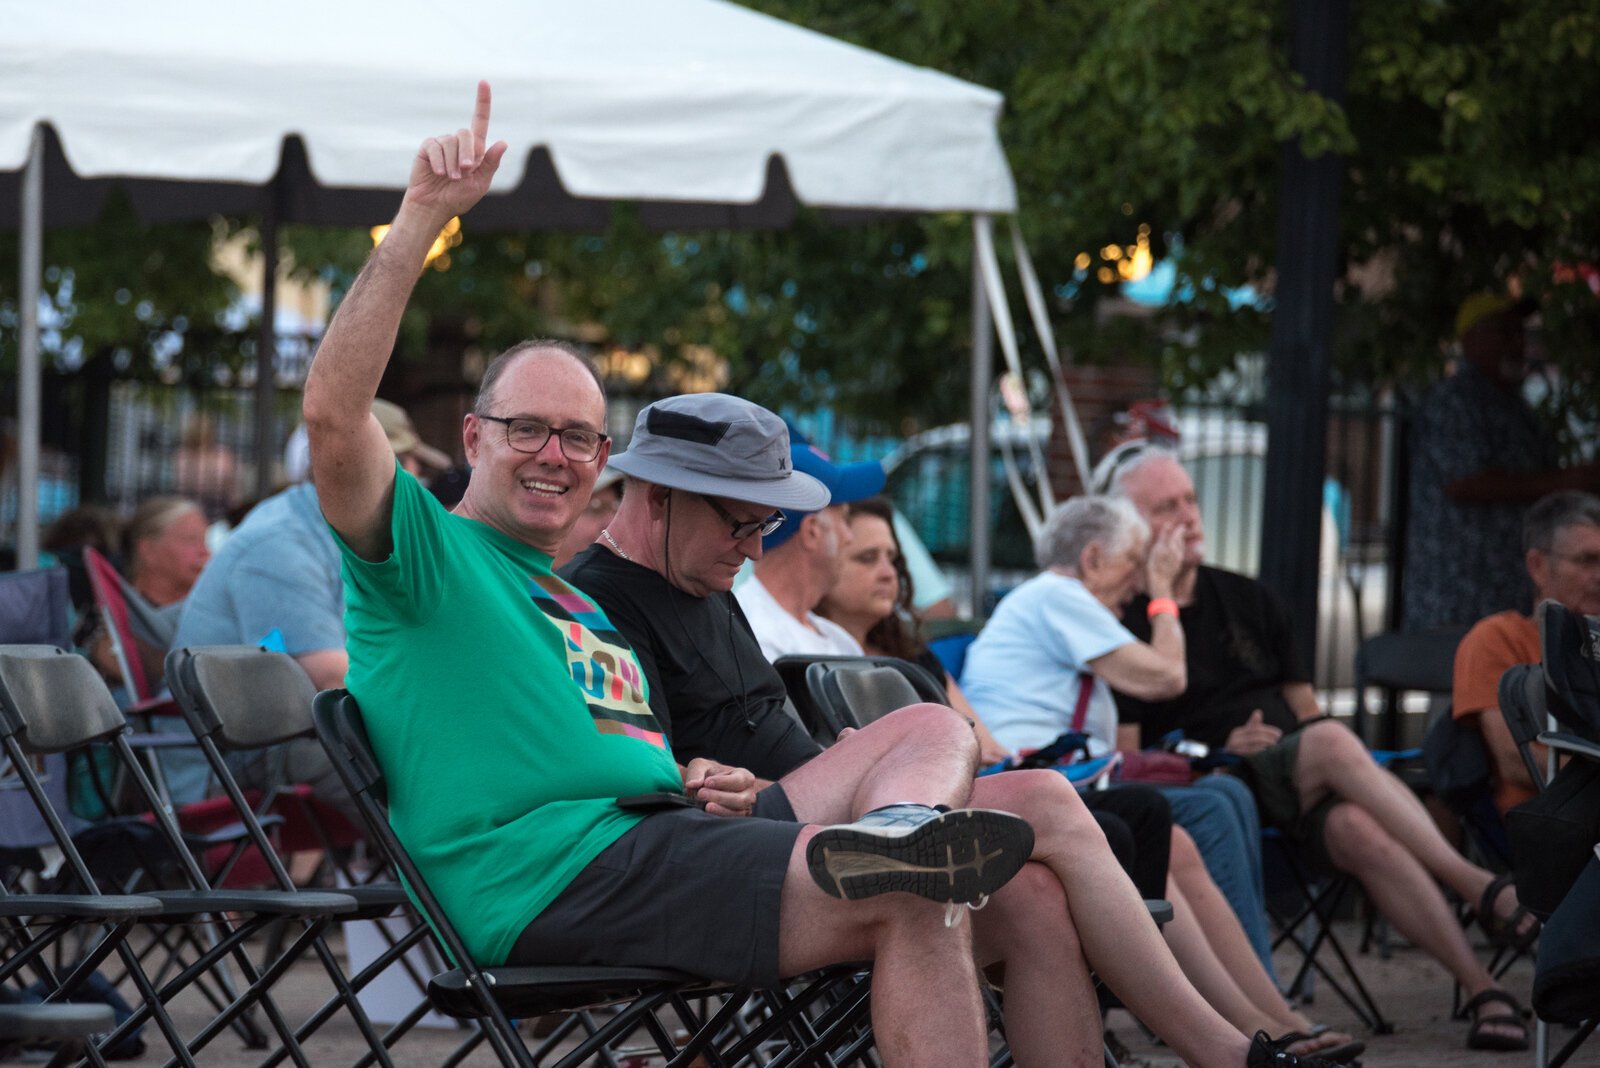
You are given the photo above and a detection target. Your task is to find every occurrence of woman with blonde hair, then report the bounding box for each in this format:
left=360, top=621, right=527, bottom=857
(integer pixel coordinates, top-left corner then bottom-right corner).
left=122, top=495, right=210, bottom=607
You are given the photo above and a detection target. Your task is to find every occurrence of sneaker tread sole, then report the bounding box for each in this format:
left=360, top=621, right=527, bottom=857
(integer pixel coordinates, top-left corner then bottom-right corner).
left=805, top=809, right=1034, bottom=904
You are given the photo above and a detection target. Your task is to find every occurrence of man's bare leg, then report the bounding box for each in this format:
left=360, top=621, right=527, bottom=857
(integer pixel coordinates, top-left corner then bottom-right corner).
left=970, top=862, right=1103, bottom=1067
left=781, top=704, right=980, bottom=821
left=779, top=827, right=990, bottom=1067
left=1320, top=803, right=1522, bottom=1044
left=1293, top=721, right=1506, bottom=915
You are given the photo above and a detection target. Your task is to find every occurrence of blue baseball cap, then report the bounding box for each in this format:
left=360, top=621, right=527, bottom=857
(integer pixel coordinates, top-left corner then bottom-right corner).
left=762, top=443, right=886, bottom=550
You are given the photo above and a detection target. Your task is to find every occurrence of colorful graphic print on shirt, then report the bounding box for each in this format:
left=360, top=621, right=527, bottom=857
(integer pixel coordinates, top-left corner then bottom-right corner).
left=527, top=573, right=668, bottom=750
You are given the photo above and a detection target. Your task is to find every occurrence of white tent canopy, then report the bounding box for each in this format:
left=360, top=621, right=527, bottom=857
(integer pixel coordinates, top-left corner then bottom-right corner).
left=1, top=0, right=1015, bottom=228
left=4, top=0, right=1033, bottom=607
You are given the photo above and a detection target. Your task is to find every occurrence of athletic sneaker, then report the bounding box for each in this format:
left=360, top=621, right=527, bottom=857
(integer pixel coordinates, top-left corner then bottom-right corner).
left=1245, top=1030, right=1344, bottom=1068
left=805, top=803, right=1034, bottom=904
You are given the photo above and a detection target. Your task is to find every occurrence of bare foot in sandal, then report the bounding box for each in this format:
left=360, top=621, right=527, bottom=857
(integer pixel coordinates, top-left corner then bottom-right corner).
left=1280, top=1025, right=1364, bottom=1064
left=1464, top=988, right=1530, bottom=1051
left=1479, top=873, right=1540, bottom=950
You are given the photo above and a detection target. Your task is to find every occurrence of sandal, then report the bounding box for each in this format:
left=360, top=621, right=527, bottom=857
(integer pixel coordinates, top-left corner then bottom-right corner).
left=1477, top=873, right=1540, bottom=952
left=1463, top=989, right=1530, bottom=1052
left=1275, top=1027, right=1366, bottom=1065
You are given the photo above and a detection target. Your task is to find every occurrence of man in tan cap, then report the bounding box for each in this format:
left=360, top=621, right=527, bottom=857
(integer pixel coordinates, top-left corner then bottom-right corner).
left=1404, top=291, right=1600, bottom=630
left=370, top=398, right=453, bottom=478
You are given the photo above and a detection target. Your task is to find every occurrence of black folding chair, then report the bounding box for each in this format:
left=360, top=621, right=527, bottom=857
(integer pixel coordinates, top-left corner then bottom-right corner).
left=1498, top=651, right=1600, bottom=1068
left=0, top=644, right=359, bottom=1067
left=164, top=644, right=450, bottom=1068
left=772, top=654, right=946, bottom=746
left=313, top=687, right=880, bottom=1068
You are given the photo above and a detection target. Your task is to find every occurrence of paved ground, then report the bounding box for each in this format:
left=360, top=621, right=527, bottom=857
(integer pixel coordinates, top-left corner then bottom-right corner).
left=83, top=921, right=1588, bottom=1067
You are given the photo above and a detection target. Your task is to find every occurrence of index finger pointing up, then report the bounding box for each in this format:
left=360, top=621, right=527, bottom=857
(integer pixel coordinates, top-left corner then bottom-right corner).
left=472, top=80, right=493, bottom=146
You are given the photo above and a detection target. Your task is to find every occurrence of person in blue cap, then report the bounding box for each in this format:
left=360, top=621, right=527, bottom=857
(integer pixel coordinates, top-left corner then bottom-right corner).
left=734, top=442, right=886, bottom=660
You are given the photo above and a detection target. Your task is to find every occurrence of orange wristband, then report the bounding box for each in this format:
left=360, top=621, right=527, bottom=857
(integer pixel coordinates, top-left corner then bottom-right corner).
left=1146, top=597, right=1179, bottom=620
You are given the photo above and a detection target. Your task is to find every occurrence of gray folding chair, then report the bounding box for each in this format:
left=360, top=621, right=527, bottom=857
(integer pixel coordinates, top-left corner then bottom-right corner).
left=165, top=644, right=449, bottom=1068
left=0, top=645, right=359, bottom=1067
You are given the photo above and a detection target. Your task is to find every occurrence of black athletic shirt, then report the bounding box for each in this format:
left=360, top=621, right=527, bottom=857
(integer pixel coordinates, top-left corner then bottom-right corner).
left=561, top=545, right=823, bottom=780
left=1115, top=565, right=1309, bottom=749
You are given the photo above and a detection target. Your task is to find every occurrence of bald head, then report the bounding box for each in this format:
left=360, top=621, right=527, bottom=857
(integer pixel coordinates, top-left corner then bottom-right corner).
left=474, top=339, right=607, bottom=417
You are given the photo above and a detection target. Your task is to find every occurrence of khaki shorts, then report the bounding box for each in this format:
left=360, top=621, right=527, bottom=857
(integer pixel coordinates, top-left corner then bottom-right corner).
left=1232, top=731, right=1340, bottom=873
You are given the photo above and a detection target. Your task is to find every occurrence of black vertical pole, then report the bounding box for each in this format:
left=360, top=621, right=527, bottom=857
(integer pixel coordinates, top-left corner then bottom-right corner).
left=1259, top=0, right=1348, bottom=675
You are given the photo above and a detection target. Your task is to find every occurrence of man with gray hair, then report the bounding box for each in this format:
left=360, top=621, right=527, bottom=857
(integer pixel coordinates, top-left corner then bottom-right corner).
left=1099, top=440, right=1538, bottom=1051
left=566, top=400, right=1348, bottom=1068
left=1453, top=490, right=1600, bottom=816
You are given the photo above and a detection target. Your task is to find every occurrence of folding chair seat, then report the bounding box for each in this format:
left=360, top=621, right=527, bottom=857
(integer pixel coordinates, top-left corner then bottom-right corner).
left=0, top=997, right=116, bottom=1066
left=0, top=644, right=360, bottom=1067
left=164, top=644, right=452, bottom=1068
left=772, top=653, right=946, bottom=745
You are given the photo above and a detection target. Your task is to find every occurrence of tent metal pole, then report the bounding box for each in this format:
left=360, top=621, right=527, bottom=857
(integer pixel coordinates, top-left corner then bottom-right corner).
left=253, top=177, right=281, bottom=500
left=968, top=215, right=994, bottom=617
left=16, top=125, right=44, bottom=569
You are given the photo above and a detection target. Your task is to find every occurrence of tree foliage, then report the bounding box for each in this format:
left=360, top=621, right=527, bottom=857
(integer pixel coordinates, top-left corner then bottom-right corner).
left=4, top=2, right=1597, bottom=435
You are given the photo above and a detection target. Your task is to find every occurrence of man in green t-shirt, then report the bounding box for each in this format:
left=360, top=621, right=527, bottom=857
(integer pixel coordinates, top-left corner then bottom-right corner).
left=301, top=83, right=1037, bottom=1066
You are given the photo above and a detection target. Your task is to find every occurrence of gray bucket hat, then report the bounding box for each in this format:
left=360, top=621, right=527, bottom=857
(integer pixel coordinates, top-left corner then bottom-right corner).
left=606, top=393, right=831, bottom=511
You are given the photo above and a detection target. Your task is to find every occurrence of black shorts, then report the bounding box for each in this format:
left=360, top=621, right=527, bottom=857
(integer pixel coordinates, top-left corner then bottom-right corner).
left=1233, top=732, right=1339, bottom=873
left=508, top=786, right=802, bottom=987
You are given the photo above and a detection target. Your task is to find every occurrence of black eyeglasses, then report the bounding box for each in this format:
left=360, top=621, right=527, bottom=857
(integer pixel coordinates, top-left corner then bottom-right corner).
left=699, top=494, right=786, bottom=540
left=477, top=414, right=609, bottom=461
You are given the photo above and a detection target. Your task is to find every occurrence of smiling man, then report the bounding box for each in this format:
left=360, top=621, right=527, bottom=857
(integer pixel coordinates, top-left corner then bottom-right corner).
left=301, top=83, right=1043, bottom=1068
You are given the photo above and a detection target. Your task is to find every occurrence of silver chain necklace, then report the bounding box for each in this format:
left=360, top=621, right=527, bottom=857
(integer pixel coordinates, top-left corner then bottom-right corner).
left=599, top=528, right=630, bottom=561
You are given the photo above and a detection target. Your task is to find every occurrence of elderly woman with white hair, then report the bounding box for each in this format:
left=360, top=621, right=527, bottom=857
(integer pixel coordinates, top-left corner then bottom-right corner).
left=964, top=497, right=1359, bottom=1060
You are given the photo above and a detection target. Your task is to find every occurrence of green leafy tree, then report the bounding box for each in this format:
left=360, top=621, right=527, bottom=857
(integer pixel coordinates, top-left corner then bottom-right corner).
left=7, top=2, right=1597, bottom=439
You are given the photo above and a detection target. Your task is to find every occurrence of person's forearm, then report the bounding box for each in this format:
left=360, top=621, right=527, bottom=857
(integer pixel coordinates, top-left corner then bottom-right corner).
left=1148, top=612, right=1185, bottom=667
left=304, top=202, right=445, bottom=430
left=1283, top=681, right=1321, bottom=721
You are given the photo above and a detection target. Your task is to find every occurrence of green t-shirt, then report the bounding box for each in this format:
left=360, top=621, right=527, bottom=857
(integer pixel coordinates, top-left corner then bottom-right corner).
left=334, top=468, right=683, bottom=965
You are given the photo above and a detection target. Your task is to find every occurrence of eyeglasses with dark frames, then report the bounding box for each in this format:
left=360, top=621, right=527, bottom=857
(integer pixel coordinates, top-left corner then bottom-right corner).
left=477, top=414, right=609, bottom=461
left=699, top=494, right=786, bottom=540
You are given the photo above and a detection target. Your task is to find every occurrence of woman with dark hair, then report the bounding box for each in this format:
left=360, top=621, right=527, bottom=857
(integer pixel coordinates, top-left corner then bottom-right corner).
left=819, top=497, right=1362, bottom=1062
left=816, top=496, right=1010, bottom=766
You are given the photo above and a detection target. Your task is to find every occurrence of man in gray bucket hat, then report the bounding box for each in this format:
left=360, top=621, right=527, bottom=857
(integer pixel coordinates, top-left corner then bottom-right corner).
left=566, top=393, right=1333, bottom=1068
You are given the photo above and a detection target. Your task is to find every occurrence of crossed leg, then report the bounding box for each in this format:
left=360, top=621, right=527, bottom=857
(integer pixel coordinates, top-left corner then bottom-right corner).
left=782, top=706, right=1257, bottom=1068
left=780, top=704, right=1101, bottom=1065
left=1292, top=720, right=1525, bottom=1043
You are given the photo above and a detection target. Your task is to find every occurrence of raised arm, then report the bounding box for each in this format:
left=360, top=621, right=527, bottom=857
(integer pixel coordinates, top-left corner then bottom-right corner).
left=303, top=81, right=508, bottom=558
left=1088, top=523, right=1188, bottom=700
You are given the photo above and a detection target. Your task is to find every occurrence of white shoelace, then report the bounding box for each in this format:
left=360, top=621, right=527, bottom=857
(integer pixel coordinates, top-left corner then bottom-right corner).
left=943, top=893, right=991, bottom=928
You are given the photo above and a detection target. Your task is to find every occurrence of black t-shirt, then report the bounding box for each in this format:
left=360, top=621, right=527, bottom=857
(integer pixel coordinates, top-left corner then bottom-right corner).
left=1115, top=566, right=1308, bottom=750
left=561, top=545, right=823, bottom=781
